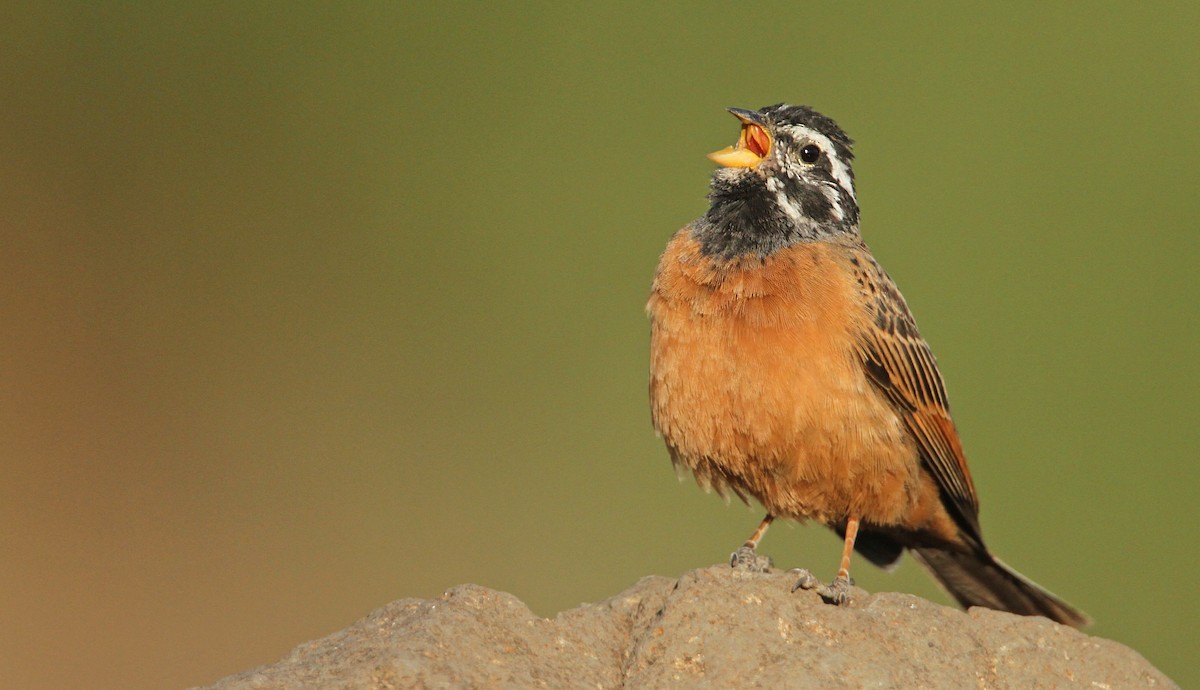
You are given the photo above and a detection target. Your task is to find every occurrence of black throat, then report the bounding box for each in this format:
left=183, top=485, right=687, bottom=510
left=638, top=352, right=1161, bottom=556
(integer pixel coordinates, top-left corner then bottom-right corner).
left=692, top=171, right=857, bottom=260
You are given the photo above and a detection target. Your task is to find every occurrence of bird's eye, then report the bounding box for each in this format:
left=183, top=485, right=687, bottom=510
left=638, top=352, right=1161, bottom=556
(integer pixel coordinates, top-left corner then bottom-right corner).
left=800, top=144, right=821, bottom=164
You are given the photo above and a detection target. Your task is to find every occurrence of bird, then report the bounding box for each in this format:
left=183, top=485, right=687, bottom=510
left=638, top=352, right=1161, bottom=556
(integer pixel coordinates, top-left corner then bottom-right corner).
left=646, top=103, right=1089, bottom=627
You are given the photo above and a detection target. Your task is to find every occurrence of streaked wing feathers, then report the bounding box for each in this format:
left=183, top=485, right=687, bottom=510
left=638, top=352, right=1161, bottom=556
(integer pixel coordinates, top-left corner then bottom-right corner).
left=852, top=251, right=982, bottom=540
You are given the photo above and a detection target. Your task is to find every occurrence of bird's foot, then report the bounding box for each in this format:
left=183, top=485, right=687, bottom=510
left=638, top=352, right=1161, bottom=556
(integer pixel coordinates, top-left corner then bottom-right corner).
left=788, top=568, right=821, bottom=592
left=789, top=570, right=855, bottom=606
left=729, top=545, right=773, bottom=573
left=817, top=575, right=855, bottom=605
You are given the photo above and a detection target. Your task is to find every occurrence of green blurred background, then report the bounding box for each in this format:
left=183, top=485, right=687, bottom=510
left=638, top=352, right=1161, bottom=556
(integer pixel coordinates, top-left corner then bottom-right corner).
left=2, top=4, right=1196, bottom=688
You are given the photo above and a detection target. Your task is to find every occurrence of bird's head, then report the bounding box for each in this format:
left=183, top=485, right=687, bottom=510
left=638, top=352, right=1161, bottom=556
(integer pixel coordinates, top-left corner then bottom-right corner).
left=697, top=104, right=859, bottom=259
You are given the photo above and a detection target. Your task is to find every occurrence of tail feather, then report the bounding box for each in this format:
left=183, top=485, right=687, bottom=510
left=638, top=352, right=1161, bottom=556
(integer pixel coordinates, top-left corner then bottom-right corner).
left=911, top=547, right=1090, bottom=628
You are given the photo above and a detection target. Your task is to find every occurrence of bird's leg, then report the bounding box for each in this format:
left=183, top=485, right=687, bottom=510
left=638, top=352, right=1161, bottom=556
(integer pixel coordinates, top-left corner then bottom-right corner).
left=819, top=515, right=859, bottom=604
left=792, top=515, right=859, bottom=605
left=730, top=513, right=774, bottom=572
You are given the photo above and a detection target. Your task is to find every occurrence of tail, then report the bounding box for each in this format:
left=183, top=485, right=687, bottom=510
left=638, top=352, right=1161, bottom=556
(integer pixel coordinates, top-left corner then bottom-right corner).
left=911, top=547, right=1090, bottom=628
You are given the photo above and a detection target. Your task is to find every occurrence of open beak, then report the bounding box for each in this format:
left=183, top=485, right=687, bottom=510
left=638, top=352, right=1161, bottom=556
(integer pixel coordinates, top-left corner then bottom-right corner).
left=707, top=107, right=771, bottom=168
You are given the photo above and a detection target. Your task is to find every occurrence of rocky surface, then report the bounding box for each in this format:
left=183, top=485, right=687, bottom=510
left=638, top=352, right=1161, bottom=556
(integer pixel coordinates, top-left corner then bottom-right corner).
left=194, top=565, right=1175, bottom=689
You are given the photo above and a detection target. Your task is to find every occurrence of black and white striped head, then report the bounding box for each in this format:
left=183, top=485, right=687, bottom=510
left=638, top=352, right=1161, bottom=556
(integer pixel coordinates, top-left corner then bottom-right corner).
left=695, top=104, right=859, bottom=259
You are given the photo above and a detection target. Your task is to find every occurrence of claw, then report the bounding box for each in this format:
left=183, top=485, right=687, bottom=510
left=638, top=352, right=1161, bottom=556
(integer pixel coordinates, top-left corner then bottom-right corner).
left=816, top=575, right=855, bottom=606
left=788, top=568, right=821, bottom=592
left=789, top=571, right=855, bottom=605
left=730, top=545, right=773, bottom=573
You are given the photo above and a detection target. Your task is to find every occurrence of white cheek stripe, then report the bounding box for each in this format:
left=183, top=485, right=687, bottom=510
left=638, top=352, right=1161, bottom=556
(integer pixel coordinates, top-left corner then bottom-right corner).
left=766, top=175, right=805, bottom=223
left=820, top=182, right=844, bottom=221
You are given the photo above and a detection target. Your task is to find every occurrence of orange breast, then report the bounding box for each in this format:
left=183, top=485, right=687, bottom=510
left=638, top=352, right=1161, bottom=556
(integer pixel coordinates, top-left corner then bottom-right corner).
left=648, top=230, right=924, bottom=527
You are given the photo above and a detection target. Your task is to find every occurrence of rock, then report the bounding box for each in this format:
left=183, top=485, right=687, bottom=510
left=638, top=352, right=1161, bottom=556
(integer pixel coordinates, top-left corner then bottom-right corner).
left=193, top=565, right=1175, bottom=689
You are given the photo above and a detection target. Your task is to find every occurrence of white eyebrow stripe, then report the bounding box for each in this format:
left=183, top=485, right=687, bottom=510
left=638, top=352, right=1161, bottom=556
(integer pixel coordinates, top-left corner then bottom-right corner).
left=781, top=125, right=856, bottom=203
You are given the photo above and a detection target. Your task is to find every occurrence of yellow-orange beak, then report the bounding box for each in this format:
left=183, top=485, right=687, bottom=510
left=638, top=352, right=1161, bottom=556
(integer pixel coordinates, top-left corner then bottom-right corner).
left=707, top=108, right=771, bottom=168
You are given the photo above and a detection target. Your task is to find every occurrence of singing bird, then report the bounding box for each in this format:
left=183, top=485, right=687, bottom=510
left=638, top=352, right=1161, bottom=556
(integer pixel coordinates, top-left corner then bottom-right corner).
left=647, top=104, right=1088, bottom=627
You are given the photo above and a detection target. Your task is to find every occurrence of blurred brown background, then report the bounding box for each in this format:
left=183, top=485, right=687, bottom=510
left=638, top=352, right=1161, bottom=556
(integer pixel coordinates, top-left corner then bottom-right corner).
left=2, top=4, right=1197, bottom=688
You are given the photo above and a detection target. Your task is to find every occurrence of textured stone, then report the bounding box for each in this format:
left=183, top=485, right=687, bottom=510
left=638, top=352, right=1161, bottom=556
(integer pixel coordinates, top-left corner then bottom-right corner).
left=194, top=565, right=1175, bottom=690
